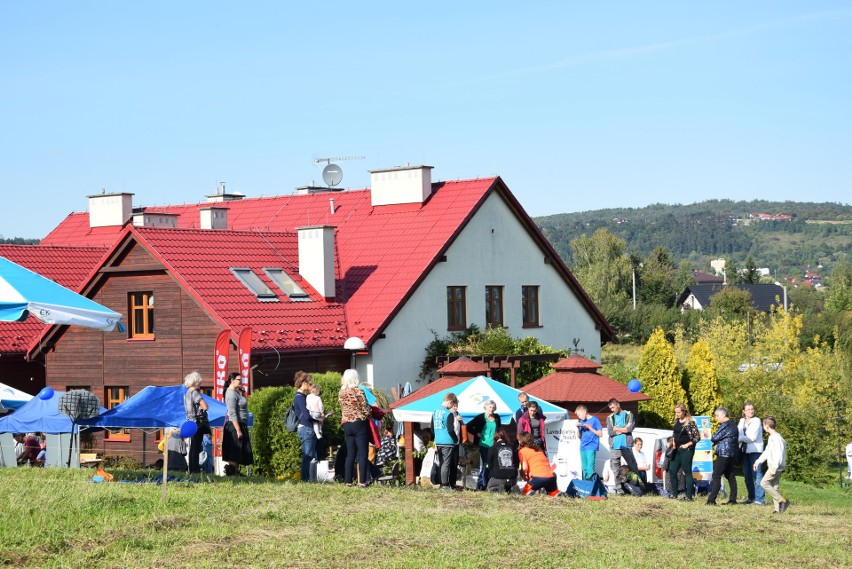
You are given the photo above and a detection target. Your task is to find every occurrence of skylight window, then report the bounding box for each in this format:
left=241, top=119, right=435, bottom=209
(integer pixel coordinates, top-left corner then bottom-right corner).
left=230, top=268, right=278, bottom=302
left=263, top=268, right=310, bottom=301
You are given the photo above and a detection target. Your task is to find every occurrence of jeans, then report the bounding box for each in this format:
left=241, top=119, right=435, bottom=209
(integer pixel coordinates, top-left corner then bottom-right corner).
left=436, top=445, right=456, bottom=487
left=707, top=455, right=737, bottom=504
left=669, top=447, right=695, bottom=498
left=741, top=451, right=765, bottom=503
left=610, top=447, right=639, bottom=478
left=343, top=419, right=370, bottom=484
left=477, top=446, right=491, bottom=489
left=580, top=450, right=597, bottom=480
left=527, top=476, right=558, bottom=495
left=297, top=425, right=317, bottom=482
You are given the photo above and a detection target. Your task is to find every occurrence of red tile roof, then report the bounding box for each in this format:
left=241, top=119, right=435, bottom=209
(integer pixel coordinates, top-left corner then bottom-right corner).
left=437, top=356, right=490, bottom=375
left=38, top=176, right=614, bottom=352
left=524, top=369, right=649, bottom=404
left=389, top=376, right=471, bottom=409
left=0, top=245, right=108, bottom=354
left=552, top=354, right=602, bottom=372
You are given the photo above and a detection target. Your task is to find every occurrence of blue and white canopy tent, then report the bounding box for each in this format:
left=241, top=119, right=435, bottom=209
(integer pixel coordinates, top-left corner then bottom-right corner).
left=391, top=375, right=567, bottom=425
left=0, top=255, right=122, bottom=331
left=0, top=382, right=33, bottom=412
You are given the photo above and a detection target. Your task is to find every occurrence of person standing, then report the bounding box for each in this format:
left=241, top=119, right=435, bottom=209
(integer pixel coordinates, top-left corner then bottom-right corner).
left=706, top=407, right=738, bottom=506
left=517, top=401, right=547, bottom=452
left=432, top=392, right=459, bottom=490
left=222, top=372, right=253, bottom=476
left=293, top=371, right=317, bottom=482
left=668, top=402, right=700, bottom=501
left=338, top=369, right=372, bottom=487
left=467, top=400, right=501, bottom=490
left=514, top=392, right=530, bottom=425
left=575, top=405, right=602, bottom=480
left=738, top=402, right=766, bottom=505
left=607, top=398, right=639, bottom=493
left=754, top=416, right=789, bottom=513
left=182, top=371, right=209, bottom=474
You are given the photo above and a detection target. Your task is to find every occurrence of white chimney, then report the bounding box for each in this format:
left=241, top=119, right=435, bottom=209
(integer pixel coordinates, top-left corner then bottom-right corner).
left=131, top=211, right=179, bottom=228
left=199, top=206, right=228, bottom=230
left=88, top=192, right=134, bottom=228
left=297, top=226, right=336, bottom=299
left=369, top=165, right=433, bottom=207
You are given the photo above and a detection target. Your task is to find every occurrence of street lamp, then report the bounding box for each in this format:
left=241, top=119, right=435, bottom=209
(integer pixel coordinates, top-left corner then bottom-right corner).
left=344, top=336, right=365, bottom=369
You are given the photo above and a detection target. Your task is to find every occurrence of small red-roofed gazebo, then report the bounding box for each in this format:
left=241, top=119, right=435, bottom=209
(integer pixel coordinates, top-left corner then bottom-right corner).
left=523, top=354, right=649, bottom=425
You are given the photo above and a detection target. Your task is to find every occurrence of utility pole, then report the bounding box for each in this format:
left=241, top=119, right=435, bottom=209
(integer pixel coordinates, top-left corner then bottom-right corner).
left=836, top=401, right=846, bottom=487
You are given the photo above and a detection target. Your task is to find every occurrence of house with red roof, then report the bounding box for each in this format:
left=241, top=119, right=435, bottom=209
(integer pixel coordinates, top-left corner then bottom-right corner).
left=17, top=165, right=612, bottom=457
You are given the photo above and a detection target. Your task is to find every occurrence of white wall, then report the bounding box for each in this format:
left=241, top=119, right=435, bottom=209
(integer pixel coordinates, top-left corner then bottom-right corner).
left=366, top=191, right=603, bottom=394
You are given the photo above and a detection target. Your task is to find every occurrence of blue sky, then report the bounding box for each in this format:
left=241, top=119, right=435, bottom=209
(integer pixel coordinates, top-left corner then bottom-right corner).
left=2, top=2, right=850, bottom=239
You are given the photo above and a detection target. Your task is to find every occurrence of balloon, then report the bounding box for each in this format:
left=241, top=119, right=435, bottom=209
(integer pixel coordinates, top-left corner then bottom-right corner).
left=38, top=387, right=54, bottom=400
left=628, top=379, right=642, bottom=393
left=179, top=420, right=198, bottom=438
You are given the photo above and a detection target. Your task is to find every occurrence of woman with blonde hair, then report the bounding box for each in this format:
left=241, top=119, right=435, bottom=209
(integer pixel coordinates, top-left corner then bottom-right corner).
left=466, top=399, right=501, bottom=490
left=183, top=371, right=209, bottom=474
left=338, top=369, right=372, bottom=487
left=668, top=402, right=700, bottom=501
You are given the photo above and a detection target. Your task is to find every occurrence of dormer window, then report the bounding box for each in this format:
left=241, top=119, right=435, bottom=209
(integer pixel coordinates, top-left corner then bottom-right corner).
left=263, top=268, right=310, bottom=301
left=230, top=268, right=278, bottom=302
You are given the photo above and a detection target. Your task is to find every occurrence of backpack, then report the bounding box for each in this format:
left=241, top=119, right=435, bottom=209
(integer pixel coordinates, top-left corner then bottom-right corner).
left=285, top=404, right=299, bottom=433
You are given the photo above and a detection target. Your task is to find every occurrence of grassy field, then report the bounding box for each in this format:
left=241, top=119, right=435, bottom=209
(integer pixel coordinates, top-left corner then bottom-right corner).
left=0, top=468, right=849, bottom=569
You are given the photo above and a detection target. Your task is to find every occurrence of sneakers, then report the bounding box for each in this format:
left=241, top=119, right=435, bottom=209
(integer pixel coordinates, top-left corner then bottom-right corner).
left=779, top=500, right=790, bottom=513
left=440, top=485, right=453, bottom=491
left=679, top=496, right=694, bottom=502
left=751, top=501, right=765, bottom=506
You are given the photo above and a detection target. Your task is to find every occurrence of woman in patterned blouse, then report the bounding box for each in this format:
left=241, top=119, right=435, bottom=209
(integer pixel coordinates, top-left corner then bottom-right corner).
left=338, top=369, right=372, bottom=487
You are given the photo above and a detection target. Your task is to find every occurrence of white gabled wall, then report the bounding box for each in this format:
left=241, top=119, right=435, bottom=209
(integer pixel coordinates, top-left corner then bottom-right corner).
left=362, top=191, right=602, bottom=394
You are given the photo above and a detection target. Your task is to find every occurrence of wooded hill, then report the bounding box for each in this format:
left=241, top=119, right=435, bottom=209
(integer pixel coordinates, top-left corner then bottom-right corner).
left=535, top=199, right=852, bottom=277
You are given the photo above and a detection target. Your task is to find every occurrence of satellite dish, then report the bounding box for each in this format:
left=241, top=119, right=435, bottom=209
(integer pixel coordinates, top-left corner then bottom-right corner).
left=322, top=164, right=343, bottom=187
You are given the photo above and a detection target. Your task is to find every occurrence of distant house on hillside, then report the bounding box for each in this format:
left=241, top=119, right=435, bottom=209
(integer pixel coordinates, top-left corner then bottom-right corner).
left=747, top=212, right=792, bottom=221
left=691, top=270, right=723, bottom=284
left=677, top=283, right=787, bottom=313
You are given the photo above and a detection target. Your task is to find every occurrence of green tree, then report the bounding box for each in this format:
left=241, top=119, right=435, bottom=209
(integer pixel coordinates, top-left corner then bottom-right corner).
left=637, top=327, right=685, bottom=427
left=707, top=287, right=755, bottom=321
left=825, top=256, right=852, bottom=312
left=683, top=339, right=722, bottom=417
left=638, top=246, right=677, bottom=306
left=570, top=228, right=632, bottom=307
left=742, top=255, right=760, bottom=284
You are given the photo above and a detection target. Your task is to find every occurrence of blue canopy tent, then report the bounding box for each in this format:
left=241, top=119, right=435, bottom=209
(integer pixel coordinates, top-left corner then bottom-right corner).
left=0, top=255, right=123, bottom=331
left=391, top=375, right=567, bottom=425
left=78, top=385, right=253, bottom=430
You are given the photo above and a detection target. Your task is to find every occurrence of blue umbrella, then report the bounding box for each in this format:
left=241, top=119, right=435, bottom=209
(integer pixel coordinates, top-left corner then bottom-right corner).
left=0, top=256, right=122, bottom=331
left=0, top=382, right=33, bottom=412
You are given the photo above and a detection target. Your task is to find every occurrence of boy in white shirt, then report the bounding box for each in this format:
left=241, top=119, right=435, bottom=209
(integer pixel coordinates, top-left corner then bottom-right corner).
left=754, top=416, right=789, bottom=513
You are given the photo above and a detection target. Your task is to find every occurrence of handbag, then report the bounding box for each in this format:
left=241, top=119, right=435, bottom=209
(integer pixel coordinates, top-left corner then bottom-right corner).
left=195, top=408, right=211, bottom=435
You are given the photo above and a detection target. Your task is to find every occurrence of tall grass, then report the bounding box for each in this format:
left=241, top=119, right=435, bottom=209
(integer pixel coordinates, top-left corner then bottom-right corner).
left=0, top=468, right=849, bottom=568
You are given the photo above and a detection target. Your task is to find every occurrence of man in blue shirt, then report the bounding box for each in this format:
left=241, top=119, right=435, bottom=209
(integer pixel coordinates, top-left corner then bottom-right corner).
left=575, top=405, right=602, bottom=480
left=607, top=398, right=639, bottom=493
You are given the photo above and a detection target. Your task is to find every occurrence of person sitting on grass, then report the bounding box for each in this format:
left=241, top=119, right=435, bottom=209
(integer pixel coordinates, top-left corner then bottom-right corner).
left=616, top=465, right=644, bottom=496
left=486, top=428, right=518, bottom=494
left=754, top=416, right=789, bottom=514
left=517, top=431, right=558, bottom=496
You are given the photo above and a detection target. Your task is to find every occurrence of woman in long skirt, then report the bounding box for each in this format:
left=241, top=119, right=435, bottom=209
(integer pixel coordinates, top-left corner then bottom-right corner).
left=222, top=373, right=253, bottom=475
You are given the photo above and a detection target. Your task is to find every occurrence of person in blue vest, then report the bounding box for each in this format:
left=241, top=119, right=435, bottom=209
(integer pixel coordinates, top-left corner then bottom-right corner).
left=433, top=392, right=459, bottom=490
left=575, top=405, right=602, bottom=480
left=606, top=398, right=639, bottom=494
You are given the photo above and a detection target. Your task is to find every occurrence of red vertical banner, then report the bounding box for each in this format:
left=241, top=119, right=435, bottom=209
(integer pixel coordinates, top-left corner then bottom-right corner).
left=238, top=327, right=252, bottom=396
left=213, top=329, right=231, bottom=400
left=212, top=329, right=231, bottom=464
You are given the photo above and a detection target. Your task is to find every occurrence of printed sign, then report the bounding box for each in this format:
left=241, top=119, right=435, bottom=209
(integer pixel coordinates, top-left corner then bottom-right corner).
left=544, top=419, right=583, bottom=492
left=692, top=415, right=713, bottom=482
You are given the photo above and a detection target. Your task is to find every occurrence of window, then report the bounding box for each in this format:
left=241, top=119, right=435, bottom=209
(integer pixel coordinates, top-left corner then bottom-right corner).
left=129, top=292, right=155, bottom=339
left=105, top=387, right=130, bottom=441
left=446, top=286, right=466, bottom=330
left=230, top=268, right=278, bottom=302
left=485, top=286, right=503, bottom=328
left=522, top=286, right=540, bottom=327
left=263, top=268, right=309, bottom=301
